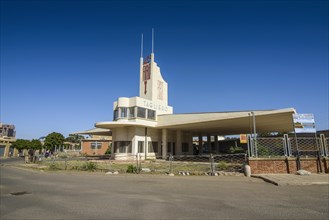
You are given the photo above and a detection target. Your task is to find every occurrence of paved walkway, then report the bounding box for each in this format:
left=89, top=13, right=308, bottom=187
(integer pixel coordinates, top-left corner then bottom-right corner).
left=252, top=173, right=329, bottom=186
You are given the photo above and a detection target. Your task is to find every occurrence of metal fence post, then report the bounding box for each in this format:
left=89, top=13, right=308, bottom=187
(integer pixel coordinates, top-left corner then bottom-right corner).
left=283, top=134, right=292, bottom=157
left=248, top=135, right=255, bottom=157
left=169, top=154, right=173, bottom=174
left=136, top=154, right=139, bottom=173
left=319, top=134, right=328, bottom=157
left=108, top=156, right=112, bottom=172
left=210, top=154, right=215, bottom=176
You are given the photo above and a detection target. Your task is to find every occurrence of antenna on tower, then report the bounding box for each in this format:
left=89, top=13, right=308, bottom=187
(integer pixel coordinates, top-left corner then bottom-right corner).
left=151, top=28, right=154, bottom=53
left=141, top=33, right=143, bottom=58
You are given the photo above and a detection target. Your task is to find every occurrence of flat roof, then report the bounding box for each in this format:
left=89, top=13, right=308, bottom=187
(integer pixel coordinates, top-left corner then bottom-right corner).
left=95, top=108, right=296, bottom=135
left=71, top=128, right=112, bottom=136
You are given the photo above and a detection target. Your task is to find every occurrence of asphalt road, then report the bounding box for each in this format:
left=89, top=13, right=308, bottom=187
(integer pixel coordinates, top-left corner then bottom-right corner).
left=1, top=159, right=328, bottom=220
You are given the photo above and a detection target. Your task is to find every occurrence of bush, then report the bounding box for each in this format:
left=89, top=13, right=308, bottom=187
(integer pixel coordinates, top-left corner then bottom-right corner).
left=49, top=163, right=60, bottom=170
left=82, top=162, right=97, bottom=171
left=229, top=146, right=245, bottom=154
left=105, top=148, right=111, bottom=155
left=217, top=161, right=228, bottom=170
left=126, top=165, right=137, bottom=173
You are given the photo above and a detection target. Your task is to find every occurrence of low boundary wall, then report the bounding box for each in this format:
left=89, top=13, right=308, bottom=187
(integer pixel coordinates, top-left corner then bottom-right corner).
left=248, top=157, right=329, bottom=174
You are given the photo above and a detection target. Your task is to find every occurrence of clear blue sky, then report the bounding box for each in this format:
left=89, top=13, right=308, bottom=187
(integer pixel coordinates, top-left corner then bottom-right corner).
left=1, top=0, right=328, bottom=139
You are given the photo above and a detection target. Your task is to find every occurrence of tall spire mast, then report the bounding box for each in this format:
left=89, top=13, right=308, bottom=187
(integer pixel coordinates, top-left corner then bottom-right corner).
left=141, top=33, right=143, bottom=58
left=151, top=28, right=154, bottom=53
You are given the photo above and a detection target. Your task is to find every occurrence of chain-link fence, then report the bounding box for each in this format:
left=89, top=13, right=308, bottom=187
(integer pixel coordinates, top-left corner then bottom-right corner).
left=168, top=154, right=246, bottom=175
left=34, top=153, right=246, bottom=176
left=255, top=137, right=285, bottom=158
left=289, top=137, right=319, bottom=158
left=30, top=135, right=329, bottom=174
left=247, top=134, right=329, bottom=159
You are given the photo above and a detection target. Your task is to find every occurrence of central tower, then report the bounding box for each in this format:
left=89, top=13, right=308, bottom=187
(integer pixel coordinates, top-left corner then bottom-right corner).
left=139, top=30, right=169, bottom=107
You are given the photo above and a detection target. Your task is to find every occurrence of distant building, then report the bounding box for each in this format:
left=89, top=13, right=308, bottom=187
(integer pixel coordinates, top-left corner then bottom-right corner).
left=71, top=128, right=112, bottom=156
left=0, top=123, right=16, bottom=157
left=0, top=123, right=16, bottom=138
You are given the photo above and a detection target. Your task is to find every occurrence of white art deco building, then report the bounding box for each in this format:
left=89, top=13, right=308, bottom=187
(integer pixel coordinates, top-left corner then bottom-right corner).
left=78, top=35, right=296, bottom=160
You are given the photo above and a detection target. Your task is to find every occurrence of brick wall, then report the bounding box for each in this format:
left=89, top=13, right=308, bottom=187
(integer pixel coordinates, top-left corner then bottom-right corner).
left=81, top=140, right=111, bottom=156
left=249, top=158, right=329, bottom=174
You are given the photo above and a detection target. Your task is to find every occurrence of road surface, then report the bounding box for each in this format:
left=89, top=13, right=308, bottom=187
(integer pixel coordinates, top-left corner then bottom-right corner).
left=1, top=159, right=328, bottom=219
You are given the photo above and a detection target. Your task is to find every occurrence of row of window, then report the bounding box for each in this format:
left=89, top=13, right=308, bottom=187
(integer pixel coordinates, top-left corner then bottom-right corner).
left=167, top=142, right=189, bottom=153
left=113, top=141, right=190, bottom=153
left=90, top=142, right=102, bottom=149
left=113, top=107, right=156, bottom=121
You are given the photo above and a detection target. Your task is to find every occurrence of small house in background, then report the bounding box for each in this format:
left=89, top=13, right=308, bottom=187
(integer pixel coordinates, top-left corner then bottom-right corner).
left=0, top=123, right=17, bottom=157
left=71, top=128, right=112, bottom=156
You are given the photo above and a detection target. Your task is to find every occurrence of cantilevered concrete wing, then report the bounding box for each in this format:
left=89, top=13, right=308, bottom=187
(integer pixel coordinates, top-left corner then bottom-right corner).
left=156, top=108, right=296, bottom=135
left=71, top=128, right=112, bottom=136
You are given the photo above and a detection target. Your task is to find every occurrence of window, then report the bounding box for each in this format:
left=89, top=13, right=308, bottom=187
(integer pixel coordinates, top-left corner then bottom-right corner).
left=137, top=107, right=146, bottom=118
left=120, top=107, right=127, bottom=118
left=167, top=142, right=171, bottom=153
left=147, top=109, right=156, bottom=120
left=138, top=141, right=144, bottom=153
left=182, top=143, right=189, bottom=153
left=113, top=110, right=118, bottom=120
left=148, top=142, right=158, bottom=153
left=129, top=107, right=135, bottom=118
left=114, top=141, right=132, bottom=153
left=90, top=142, right=102, bottom=149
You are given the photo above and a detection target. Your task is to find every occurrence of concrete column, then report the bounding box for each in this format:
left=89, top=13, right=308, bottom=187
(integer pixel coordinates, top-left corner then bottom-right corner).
left=214, top=135, right=219, bottom=154
left=198, top=135, right=203, bottom=154
left=134, top=107, right=138, bottom=118
left=162, top=129, right=167, bottom=159
left=207, top=134, right=211, bottom=154
left=4, top=145, right=9, bottom=158
left=188, top=133, right=193, bottom=155
left=132, top=138, right=137, bottom=155
left=118, top=107, right=122, bottom=119
left=176, top=130, right=182, bottom=155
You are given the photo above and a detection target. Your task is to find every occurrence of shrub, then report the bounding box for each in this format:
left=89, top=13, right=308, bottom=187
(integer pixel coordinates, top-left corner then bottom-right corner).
left=229, top=146, right=245, bottom=154
left=49, top=163, right=60, bottom=170
left=105, top=148, right=111, bottom=155
left=217, top=161, right=228, bottom=170
left=82, top=162, right=97, bottom=171
left=126, top=165, right=137, bottom=173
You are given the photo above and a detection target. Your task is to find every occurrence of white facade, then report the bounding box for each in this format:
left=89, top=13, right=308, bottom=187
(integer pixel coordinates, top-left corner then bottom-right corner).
left=107, top=52, right=185, bottom=160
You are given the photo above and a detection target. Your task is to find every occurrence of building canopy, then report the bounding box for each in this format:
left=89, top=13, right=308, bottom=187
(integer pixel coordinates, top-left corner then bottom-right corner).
left=96, top=108, right=296, bottom=136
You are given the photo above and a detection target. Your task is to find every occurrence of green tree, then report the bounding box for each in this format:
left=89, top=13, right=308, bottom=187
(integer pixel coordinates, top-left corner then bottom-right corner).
left=65, top=134, right=85, bottom=143
left=12, top=139, right=31, bottom=150
left=44, top=132, right=65, bottom=150
left=30, top=139, right=43, bottom=150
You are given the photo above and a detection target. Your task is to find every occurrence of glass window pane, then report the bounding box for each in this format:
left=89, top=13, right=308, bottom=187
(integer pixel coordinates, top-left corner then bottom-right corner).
left=113, top=110, right=118, bottom=120
left=182, top=143, right=189, bottom=152
left=137, top=107, right=146, bottom=118
left=127, top=142, right=132, bottom=153
left=129, top=107, right=135, bottom=118
left=147, top=109, right=155, bottom=120
left=120, top=107, right=127, bottom=118
left=148, top=142, right=158, bottom=153
left=138, top=141, right=144, bottom=153
left=167, top=142, right=171, bottom=153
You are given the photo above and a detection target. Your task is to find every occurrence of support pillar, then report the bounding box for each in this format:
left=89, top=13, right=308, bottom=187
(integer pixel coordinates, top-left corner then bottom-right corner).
left=176, top=130, right=182, bottom=155
left=214, top=135, right=219, bottom=154
left=188, top=133, right=193, bottom=155
left=207, top=134, right=211, bottom=154
left=198, top=135, right=203, bottom=155
left=162, top=129, right=167, bottom=159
